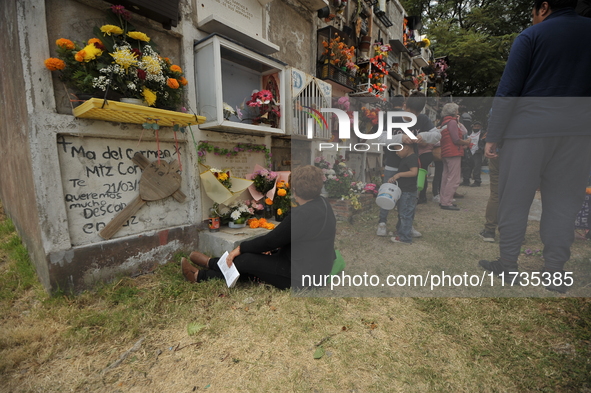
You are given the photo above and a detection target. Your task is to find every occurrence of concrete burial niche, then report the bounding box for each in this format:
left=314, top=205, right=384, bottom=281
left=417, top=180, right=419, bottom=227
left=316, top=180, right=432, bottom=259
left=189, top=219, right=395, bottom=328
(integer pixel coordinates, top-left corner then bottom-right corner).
left=0, top=0, right=206, bottom=293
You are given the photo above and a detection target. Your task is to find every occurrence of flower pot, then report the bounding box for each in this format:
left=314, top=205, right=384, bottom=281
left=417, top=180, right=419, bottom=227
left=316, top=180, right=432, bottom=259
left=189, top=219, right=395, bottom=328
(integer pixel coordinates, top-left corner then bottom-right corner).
left=120, top=98, right=148, bottom=106
left=228, top=221, right=246, bottom=229
left=274, top=213, right=284, bottom=222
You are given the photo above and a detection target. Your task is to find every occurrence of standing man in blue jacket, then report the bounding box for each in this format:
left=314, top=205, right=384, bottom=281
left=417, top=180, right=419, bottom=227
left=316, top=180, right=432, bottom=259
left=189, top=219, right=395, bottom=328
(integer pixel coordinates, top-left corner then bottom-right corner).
left=479, top=0, right=591, bottom=293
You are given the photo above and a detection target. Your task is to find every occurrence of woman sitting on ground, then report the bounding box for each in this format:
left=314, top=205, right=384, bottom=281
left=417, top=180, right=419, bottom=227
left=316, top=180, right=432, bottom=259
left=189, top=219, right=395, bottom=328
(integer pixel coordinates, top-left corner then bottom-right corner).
left=182, top=165, right=336, bottom=289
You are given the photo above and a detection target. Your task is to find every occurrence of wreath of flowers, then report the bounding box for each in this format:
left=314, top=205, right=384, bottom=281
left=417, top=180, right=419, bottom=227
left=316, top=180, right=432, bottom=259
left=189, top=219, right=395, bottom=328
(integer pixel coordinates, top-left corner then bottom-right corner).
left=197, top=141, right=272, bottom=167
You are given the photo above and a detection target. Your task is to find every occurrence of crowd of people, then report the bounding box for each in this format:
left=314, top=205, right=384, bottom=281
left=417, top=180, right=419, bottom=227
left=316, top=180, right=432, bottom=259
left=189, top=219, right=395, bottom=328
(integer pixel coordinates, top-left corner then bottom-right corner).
left=181, top=0, right=590, bottom=294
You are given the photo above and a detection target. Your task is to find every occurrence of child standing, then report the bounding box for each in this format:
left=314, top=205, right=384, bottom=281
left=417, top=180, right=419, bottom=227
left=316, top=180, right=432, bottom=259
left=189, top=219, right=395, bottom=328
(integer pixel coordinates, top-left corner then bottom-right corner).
left=389, top=143, right=419, bottom=244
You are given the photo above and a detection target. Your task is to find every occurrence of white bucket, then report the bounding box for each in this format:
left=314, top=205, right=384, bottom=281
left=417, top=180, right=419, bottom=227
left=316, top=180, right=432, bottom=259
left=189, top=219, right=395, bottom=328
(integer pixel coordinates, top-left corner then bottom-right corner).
left=376, top=182, right=402, bottom=210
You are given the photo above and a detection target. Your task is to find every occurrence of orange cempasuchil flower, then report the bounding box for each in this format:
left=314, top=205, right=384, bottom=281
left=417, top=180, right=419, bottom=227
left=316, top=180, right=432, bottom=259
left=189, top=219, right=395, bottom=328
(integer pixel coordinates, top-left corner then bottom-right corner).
left=258, top=218, right=267, bottom=224
left=263, top=223, right=275, bottom=230
left=170, top=65, right=182, bottom=73
left=74, top=50, right=86, bottom=62
left=248, top=220, right=260, bottom=228
left=265, top=198, right=273, bottom=205
left=44, top=58, right=66, bottom=71
left=87, top=38, right=103, bottom=46
left=56, top=38, right=75, bottom=50
left=276, top=181, right=285, bottom=188
left=276, top=208, right=283, bottom=216
left=179, top=77, right=188, bottom=86
left=277, top=188, right=287, bottom=197
left=167, top=78, right=180, bottom=89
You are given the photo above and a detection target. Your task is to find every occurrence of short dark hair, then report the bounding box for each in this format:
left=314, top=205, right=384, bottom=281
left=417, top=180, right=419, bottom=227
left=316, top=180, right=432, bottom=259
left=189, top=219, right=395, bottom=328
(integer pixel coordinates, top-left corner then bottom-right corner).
left=534, top=0, right=577, bottom=11
left=405, top=92, right=427, bottom=114
left=388, top=95, right=405, bottom=109
left=291, top=165, right=324, bottom=200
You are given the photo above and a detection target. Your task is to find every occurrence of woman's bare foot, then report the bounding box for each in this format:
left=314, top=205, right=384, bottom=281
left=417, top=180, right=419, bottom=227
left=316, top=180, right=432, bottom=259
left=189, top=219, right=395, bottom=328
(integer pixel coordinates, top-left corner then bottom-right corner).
left=181, top=257, right=199, bottom=283
left=189, top=251, right=210, bottom=268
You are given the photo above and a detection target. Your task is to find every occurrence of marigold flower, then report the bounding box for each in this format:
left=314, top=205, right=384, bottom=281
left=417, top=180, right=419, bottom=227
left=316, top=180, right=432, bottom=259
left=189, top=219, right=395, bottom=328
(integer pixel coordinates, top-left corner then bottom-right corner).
left=170, top=65, right=182, bottom=73
left=127, top=31, right=150, bottom=42
left=179, top=77, right=188, bottom=86
left=277, top=188, right=287, bottom=197
left=263, top=223, right=275, bottom=230
left=100, top=24, right=124, bottom=36
left=248, top=220, right=260, bottom=229
left=265, top=198, right=273, bottom=205
left=142, top=87, right=157, bottom=106
left=56, top=38, right=75, bottom=50
left=167, top=78, right=180, bottom=89
left=44, top=57, right=66, bottom=71
left=258, top=218, right=267, bottom=224
left=87, top=38, right=103, bottom=46
left=74, top=50, right=86, bottom=62
left=276, top=208, right=283, bottom=216
left=277, top=181, right=285, bottom=188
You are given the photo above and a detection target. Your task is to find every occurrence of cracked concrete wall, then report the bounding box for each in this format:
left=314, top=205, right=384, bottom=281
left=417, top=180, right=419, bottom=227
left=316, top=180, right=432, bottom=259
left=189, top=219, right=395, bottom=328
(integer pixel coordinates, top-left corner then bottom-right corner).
left=0, top=0, right=50, bottom=289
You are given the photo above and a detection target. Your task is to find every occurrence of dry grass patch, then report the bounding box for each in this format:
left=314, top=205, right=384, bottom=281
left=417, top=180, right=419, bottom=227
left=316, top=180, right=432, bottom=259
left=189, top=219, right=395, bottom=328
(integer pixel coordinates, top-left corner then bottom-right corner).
left=1, top=184, right=591, bottom=392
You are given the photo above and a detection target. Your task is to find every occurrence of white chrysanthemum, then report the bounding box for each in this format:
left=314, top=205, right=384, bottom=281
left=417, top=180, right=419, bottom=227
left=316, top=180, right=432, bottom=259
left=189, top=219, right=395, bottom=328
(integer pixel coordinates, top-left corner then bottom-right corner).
left=230, top=210, right=241, bottom=220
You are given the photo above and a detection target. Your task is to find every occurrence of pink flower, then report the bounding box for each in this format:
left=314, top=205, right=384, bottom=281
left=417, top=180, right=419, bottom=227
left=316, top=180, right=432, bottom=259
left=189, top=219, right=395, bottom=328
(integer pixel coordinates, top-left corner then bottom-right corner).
left=259, top=90, right=273, bottom=103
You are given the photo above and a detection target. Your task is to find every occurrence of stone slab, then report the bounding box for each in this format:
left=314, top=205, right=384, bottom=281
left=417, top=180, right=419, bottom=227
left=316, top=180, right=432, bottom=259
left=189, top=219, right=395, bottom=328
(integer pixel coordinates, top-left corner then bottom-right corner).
left=198, top=222, right=280, bottom=257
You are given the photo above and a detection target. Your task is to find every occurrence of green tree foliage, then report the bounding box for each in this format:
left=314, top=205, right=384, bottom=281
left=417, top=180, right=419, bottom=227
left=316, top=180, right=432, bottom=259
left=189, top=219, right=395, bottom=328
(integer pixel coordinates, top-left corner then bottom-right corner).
left=401, top=0, right=533, bottom=96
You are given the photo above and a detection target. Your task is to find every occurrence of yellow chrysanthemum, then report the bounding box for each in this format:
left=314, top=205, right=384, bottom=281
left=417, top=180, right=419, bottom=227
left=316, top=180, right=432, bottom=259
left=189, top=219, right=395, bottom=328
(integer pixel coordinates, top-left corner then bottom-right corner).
left=216, top=172, right=228, bottom=181
left=81, top=44, right=102, bottom=61
left=277, top=188, right=287, bottom=197
left=88, top=38, right=103, bottom=46
left=170, top=65, right=182, bottom=73
left=111, top=47, right=138, bottom=69
left=127, top=31, right=150, bottom=42
left=276, top=208, right=283, bottom=216
left=100, top=24, right=123, bottom=36
left=142, top=87, right=157, bottom=106
left=44, top=57, right=66, bottom=71
left=74, top=50, right=86, bottom=62
left=167, top=78, right=179, bottom=89
left=141, top=56, right=162, bottom=74
left=56, top=38, right=75, bottom=50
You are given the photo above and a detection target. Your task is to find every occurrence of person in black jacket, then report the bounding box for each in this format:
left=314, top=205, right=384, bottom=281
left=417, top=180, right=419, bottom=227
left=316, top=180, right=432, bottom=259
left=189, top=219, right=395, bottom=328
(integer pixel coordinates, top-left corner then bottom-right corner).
left=182, top=165, right=336, bottom=289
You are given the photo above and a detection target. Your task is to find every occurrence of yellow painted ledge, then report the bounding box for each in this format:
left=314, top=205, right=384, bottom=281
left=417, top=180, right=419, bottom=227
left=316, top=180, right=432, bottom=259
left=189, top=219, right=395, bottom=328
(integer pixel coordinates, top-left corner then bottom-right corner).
left=73, top=98, right=206, bottom=127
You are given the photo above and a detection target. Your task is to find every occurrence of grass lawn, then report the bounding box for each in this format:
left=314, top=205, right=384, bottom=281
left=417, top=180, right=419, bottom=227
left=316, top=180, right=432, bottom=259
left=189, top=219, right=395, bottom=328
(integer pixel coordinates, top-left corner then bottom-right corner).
left=1, top=182, right=590, bottom=392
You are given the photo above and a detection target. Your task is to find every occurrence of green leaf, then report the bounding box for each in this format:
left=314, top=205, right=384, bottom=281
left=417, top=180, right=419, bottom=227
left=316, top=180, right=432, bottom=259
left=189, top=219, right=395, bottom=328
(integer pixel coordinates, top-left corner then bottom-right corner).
left=313, top=346, right=325, bottom=359
left=187, top=322, right=206, bottom=336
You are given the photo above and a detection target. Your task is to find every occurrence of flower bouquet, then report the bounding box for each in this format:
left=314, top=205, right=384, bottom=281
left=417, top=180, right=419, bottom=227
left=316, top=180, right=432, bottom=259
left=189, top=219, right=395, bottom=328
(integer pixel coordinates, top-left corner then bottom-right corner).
left=236, top=90, right=281, bottom=127
left=247, top=164, right=278, bottom=201
left=44, top=4, right=187, bottom=109
left=199, top=164, right=253, bottom=207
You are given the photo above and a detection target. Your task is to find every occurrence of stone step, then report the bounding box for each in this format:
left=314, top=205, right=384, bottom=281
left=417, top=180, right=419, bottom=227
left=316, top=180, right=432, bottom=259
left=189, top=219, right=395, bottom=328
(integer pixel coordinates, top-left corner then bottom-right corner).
left=198, top=221, right=280, bottom=258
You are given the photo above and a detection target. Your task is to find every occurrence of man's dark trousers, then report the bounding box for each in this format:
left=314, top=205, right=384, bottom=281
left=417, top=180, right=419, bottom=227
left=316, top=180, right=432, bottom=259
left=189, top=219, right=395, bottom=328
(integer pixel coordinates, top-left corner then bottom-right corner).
left=498, top=135, right=591, bottom=271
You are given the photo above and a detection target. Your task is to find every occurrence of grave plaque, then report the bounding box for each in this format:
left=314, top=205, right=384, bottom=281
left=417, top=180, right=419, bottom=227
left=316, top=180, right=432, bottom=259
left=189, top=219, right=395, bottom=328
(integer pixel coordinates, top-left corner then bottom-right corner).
left=57, top=135, right=190, bottom=246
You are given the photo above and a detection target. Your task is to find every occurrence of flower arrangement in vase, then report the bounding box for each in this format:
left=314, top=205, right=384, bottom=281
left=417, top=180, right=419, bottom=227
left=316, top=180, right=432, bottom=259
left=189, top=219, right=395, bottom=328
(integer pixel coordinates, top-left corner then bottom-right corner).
left=273, top=180, right=291, bottom=221
left=236, top=90, right=281, bottom=127
left=223, top=200, right=255, bottom=228
left=43, top=4, right=187, bottom=109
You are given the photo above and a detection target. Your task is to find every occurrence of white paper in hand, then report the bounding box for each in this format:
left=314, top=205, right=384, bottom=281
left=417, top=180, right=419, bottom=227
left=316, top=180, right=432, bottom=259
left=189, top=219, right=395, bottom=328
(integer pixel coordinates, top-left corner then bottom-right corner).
left=217, top=251, right=240, bottom=288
